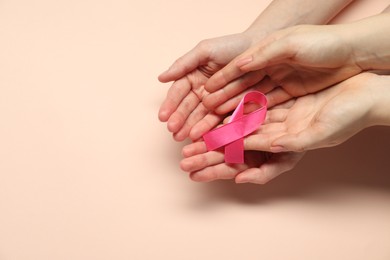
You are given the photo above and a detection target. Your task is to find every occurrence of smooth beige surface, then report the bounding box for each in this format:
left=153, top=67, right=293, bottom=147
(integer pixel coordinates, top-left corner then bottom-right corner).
left=0, top=1, right=390, bottom=259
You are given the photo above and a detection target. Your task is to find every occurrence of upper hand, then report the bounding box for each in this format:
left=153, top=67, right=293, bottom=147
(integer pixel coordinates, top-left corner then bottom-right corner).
left=203, top=24, right=363, bottom=110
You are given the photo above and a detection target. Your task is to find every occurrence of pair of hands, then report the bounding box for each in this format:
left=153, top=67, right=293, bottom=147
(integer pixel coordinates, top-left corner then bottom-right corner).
left=181, top=72, right=379, bottom=184
left=158, top=23, right=378, bottom=184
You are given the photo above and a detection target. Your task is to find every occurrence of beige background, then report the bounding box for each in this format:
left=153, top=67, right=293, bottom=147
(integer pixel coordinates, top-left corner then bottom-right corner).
left=0, top=0, right=390, bottom=259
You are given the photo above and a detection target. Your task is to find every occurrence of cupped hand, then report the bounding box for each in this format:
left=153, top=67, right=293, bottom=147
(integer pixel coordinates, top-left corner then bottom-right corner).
left=180, top=141, right=304, bottom=184
left=158, top=32, right=266, bottom=141
left=180, top=73, right=380, bottom=184
left=244, top=73, right=378, bottom=153
left=203, top=24, right=363, bottom=111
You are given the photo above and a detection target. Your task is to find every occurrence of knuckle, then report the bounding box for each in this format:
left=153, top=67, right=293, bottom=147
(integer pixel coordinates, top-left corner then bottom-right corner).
left=196, top=154, right=209, bottom=168
left=196, top=39, right=210, bottom=51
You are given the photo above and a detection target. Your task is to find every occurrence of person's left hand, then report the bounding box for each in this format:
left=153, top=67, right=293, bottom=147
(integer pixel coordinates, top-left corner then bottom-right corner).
left=180, top=72, right=382, bottom=184
left=158, top=32, right=266, bottom=141
left=244, top=72, right=380, bottom=153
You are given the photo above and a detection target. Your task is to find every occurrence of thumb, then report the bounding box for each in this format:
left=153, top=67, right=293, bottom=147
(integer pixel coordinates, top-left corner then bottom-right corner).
left=158, top=43, right=208, bottom=83
left=270, top=128, right=324, bottom=153
left=237, top=37, right=296, bottom=72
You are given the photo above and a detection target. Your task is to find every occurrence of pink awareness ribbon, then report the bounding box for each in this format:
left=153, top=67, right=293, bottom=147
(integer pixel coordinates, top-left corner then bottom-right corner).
left=203, top=91, right=267, bottom=164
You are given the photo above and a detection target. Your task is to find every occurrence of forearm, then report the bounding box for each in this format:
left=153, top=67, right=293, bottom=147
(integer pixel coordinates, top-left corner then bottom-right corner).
left=382, top=4, right=390, bottom=13
left=244, top=0, right=354, bottom=41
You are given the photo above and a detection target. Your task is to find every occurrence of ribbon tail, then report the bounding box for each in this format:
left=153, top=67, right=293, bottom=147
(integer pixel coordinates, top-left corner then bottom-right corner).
left=225, top=138, right=244, bottom=164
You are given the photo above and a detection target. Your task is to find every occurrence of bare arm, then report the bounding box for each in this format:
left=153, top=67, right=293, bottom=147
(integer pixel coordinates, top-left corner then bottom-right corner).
left=382, top=4, right=390, bottom=13
left=245, top=0, right=354, bottom=42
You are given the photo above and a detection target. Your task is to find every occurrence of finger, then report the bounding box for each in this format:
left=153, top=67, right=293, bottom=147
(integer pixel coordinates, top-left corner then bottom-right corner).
left=204, top=61, right=246, bottom=94
left=264, top=64, right=294, bottom=87
left=264, top=109, right=289, bottom=124
left=189, top=112, right=225, bottom=141
left=158, top=42, right=208, bottom=83
left=158, top=78, right=191, bottom=122
left=180, top=150, right=225, bottom=173
left=203, top=70, right=265, bottom=110
left=214, top=94, right=244, bottom=115
left=235, top=152, right=305, bottom=184
left=270, top=126, right=326, bottom=153
left=212, top=76, right=275, bottom=114
left=213, top=78, right=293, bottom=114
left=244, top=133, right=279, bottom=152
left=222, top=116, right=231, bottom=124
left=173, top=103, right=209, bottom=141
left=253, top=75, right=278, bottom=94
left=238, top=38, right=296, bottom=72
left=266, top=65, right=314, bottom=98
left=182, top=141, right=208, bottom=158
left=167, top=91, right=200, bottom=133
left=243, top=120, right=291, bottom=152
left=266, top=87, right=295, bottom=108
left=251, top=121, right=287, bottom=135
left=270, top=99, right=296, bottom=110
left=189, top=162, right=248, bottom=182
left=204, top=37, right=293, bottom=93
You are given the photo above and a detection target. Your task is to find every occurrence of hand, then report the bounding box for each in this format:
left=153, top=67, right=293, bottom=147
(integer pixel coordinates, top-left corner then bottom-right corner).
left=244, top=73, right=381, bottom=153
left=180, top=72, right=384, bottom=184
left=203, top=24, right=363, bottom=111
left=158, top=32, right=266, bottom=141
left=180, top=141, right=304, bottom=184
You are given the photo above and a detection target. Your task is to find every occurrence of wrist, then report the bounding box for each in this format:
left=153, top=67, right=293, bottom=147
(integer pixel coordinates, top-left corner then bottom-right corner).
left=243, top=0, right=354, bottom=45
left=366, top=74, right=390, bottom=126
left=343, top=13, right=390, bottom=71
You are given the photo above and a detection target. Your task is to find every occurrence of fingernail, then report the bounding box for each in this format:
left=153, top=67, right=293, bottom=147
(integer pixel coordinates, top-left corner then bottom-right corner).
left=270, top=145, right=286, bottom=153
left=235, top=56, right=253, bottom=67
left=158, top=69, right=168, bottom=77
left=158, top=110, right=168, bottom=122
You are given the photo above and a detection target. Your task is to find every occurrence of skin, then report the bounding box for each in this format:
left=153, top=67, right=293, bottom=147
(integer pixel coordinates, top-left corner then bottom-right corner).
left=204, top=13, right=390, bottom=113
left=181, top=73, right=390, bottom=184
left=160, top=4, right=390, bottom=185
left=158, top=33, right=261, bottom=142
left=158, top=0, right=354, bottom=142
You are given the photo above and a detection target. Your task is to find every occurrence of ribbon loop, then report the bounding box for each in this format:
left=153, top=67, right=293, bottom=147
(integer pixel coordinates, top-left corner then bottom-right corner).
left=203, top=91, right=267, bottom=164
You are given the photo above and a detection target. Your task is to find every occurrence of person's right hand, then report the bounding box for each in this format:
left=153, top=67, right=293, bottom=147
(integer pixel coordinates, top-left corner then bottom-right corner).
left=158, top=32, right=266, bottom=141
left=180, top=72, right=389, bottom=185
left=203, top=23, right=364, bottom=111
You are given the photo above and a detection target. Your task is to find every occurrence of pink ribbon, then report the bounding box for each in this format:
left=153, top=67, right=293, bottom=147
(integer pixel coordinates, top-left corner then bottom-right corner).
left=203, top=91, right=267, bottom=164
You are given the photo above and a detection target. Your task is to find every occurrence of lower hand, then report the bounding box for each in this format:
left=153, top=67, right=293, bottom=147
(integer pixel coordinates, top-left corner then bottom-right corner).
left=158, top=32, right=266, bottom=141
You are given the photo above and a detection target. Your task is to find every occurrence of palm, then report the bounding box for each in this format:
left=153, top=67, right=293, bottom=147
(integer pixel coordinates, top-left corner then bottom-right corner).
left=158, top=33, right=259, bottom=141
left=253, top=87, right=335, bottom=142
left=180, top=141, right=304, bottom=184
left=248, top=73, right=374, bottom=152
left=264, top=63, right=361, bottom=103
